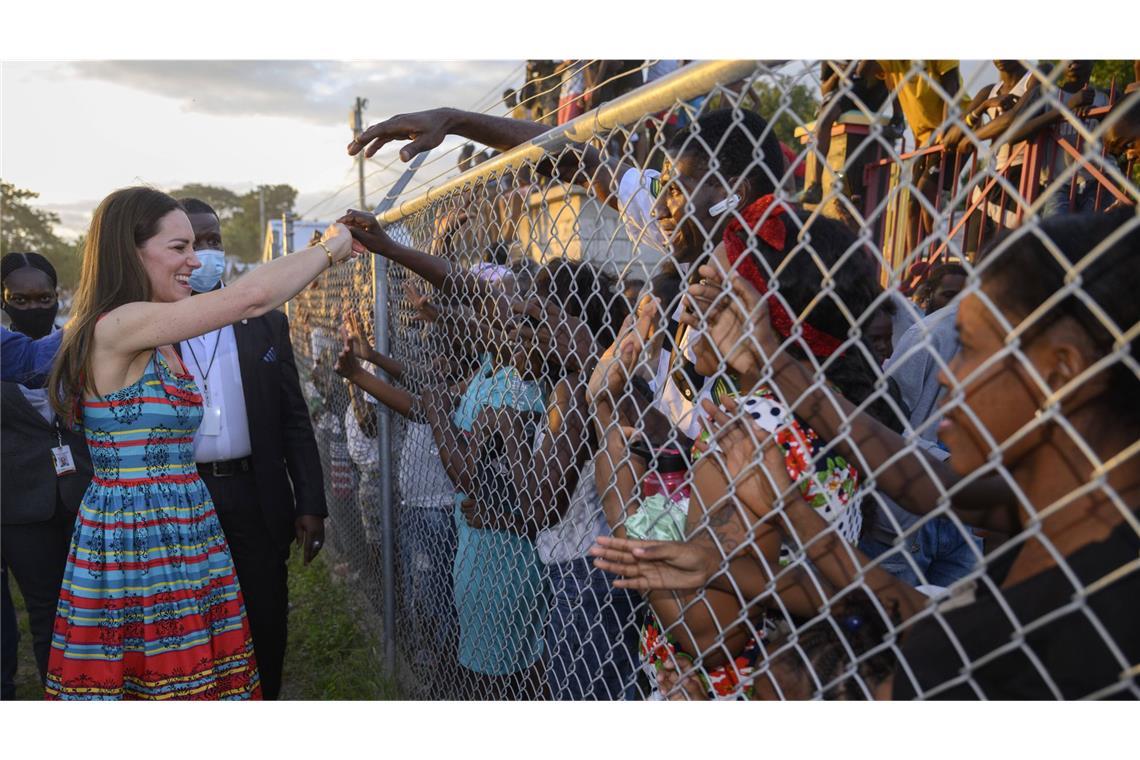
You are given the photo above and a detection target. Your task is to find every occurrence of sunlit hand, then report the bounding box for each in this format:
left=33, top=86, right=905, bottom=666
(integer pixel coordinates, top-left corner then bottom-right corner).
left=336, top=210, right=393, bottom=256
left=679, top=267, right=780, bottom=378
left=343, top=310, right=374, bottom=360
left=403, top=280, right=440, bottom=323
left=319, top=222, right=357, bottom=263
left=586, top=296, right=659, bottom=409
left=333, top=337, right=362, bottom=381
left=657, top=657, right=709, bottom=701
left=347, top=108, right=455, bottom=161
left=589, top=534, right=722, bottom=592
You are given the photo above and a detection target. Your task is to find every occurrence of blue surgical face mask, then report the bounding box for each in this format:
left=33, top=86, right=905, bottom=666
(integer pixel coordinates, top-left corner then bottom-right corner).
left=188, top=249, right=226, bottom=293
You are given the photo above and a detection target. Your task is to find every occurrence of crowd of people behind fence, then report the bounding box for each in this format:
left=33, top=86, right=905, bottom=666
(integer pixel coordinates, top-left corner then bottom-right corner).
left=2, top=59, right=1138, bottom=701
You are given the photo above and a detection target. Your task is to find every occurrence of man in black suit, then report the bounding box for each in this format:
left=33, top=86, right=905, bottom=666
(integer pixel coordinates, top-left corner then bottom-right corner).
left=175, top=199, right=327, bottom=700
left=1, top=252, right=93, bottom=689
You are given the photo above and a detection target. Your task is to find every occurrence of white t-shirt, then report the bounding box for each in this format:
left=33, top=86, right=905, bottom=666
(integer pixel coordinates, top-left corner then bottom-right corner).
left=344, top=405, right=379, bottom=470
left=396, top=421, right=455, bottom=510
left=535, top=456, right=609, bottom=565
left=648, top=312, right=712, bottom=440
left=985, top=71, right=1033, bottom=167
left=616, top=167, right=667, bottom=255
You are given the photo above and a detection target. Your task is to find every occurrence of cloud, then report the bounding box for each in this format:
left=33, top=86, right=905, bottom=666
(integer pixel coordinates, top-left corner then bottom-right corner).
left=68, top=60, right=523, bottom=126
left=43, top=199, right=100, bottom=239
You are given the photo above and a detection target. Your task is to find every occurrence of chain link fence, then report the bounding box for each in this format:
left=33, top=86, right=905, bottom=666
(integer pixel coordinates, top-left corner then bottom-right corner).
left=287, top=59, right=1139, bottom=700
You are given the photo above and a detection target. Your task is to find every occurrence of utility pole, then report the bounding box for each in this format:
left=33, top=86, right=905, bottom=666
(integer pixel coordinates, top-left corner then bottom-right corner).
left=351, top=97, right=369, bottom=211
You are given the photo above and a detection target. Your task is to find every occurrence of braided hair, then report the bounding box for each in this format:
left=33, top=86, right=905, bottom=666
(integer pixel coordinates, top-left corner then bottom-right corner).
left=1, top=251, right=57, bottom=288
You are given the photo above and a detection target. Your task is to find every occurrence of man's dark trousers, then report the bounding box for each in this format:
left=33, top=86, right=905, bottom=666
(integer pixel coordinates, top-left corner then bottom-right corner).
left=200, top=467, right=291, bottom=700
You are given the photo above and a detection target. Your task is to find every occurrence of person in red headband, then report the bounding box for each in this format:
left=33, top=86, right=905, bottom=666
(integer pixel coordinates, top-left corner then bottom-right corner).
left=587, top=195, right=908, bottom=698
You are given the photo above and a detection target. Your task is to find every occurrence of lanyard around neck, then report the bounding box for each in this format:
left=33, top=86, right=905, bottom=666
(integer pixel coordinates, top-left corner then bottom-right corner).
left=185, top=329, right=223, bottom=395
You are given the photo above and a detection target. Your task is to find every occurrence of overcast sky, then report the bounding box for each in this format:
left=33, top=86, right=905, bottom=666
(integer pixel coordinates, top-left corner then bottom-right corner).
left=3, top=59, right=997, bottom=239
left=2, top=60, right=523, bottom=237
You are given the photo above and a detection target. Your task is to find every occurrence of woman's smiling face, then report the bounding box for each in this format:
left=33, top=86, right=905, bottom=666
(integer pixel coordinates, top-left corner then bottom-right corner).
left=137, top=209, right=200, bottom=303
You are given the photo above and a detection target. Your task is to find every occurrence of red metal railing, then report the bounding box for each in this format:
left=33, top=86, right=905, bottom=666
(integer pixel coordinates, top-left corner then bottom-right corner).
left=861, top=104, right=1136, bottom=273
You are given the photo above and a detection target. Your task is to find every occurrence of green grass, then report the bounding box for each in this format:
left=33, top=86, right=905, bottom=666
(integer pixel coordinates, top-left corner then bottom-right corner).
left=279, top=550, right=401, bottom=700
left=5, top=550, right=400, bottom=700
left=7, top=581, right=42, bottom=700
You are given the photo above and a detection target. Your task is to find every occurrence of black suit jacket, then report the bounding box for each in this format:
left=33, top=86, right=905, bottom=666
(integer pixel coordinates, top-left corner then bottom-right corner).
left=1, top=382, right=93, bottom=525
left=179, top=309, right=327, bottom=547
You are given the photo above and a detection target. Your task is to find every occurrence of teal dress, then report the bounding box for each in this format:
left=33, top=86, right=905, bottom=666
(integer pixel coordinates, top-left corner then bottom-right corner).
left=451, top=355, right=548, bottom=676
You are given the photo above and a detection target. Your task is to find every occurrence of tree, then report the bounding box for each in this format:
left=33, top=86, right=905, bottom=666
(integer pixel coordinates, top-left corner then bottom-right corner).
left=225, top=185, right=297, bottom=264
left=737, top=80, right=821, bottom=149
left=698, top=78, right=820, bottom=150
left=166, top=183, right=243, bottom=219
left=1090, top=60, right=1136, bottom=95
left=166, top=182, right=298, bottom=263
left=1, top=181, right=84, bottom=290
left=1038, top=60, right=1136, bottom=94
left=2, top=181, right=66, bottom=255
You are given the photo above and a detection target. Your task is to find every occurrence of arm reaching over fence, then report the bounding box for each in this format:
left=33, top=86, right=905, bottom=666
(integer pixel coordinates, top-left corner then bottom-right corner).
left=348, top=107, right=630, bottom=209
left=697, top=397, right=931, bottom=618
left=338, top=208, right=524, bottom=327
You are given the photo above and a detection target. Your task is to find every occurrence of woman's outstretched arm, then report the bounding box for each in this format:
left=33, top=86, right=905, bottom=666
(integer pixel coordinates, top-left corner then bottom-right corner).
left=98, top=224, right=356, bottom=357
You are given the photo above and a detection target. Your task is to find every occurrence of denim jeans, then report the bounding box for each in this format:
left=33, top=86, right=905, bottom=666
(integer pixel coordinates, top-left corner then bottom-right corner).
left=859, top=515, right=982, bottom=589
left=543, top=557, right=641, bottom=700
left=396, top=504, right=459, bottom=693
left=1040, top=182, right=1098, bottom=218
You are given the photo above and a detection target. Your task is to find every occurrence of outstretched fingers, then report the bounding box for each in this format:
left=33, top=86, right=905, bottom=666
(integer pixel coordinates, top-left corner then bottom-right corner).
left=347, top=120, right=404, bottom=158
left=348, top=115, right=447, bottom=160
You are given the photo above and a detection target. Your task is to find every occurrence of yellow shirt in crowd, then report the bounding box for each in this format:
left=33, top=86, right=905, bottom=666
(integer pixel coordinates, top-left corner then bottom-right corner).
left=878, top=60, right=966, bottom=147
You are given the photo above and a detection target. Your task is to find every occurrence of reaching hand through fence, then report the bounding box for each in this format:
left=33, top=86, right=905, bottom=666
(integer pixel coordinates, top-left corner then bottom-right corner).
left=287, top=59, right=1139, bottom=701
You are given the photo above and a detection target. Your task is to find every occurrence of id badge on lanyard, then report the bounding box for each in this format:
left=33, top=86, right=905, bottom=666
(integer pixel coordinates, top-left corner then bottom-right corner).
left=51, top=422, right=77, bottom=476
left=200, top=403, right=222, bottom=436
left=189, top=333, right=223, bottom=437
left=200, top=381, right=222, bottom=437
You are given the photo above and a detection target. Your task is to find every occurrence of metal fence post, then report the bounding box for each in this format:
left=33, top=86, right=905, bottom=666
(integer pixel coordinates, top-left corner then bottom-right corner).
left=371, top=151, right=432, bottom=678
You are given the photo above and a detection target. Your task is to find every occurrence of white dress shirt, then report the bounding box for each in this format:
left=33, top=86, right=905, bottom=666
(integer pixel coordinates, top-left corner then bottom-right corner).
left=181, top=322, right=253, bottom=463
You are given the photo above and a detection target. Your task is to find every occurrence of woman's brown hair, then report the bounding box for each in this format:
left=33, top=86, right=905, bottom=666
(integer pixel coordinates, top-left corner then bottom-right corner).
left=48, top=187, right=183, bottom=424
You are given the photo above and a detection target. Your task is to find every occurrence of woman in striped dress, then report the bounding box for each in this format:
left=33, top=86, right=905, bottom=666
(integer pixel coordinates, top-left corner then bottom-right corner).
left=45, top=187, right=357, bottom=699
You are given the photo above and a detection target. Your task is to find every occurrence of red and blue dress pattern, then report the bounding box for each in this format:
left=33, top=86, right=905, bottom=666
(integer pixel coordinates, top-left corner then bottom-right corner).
left=44, top=352, right=261, bottom=700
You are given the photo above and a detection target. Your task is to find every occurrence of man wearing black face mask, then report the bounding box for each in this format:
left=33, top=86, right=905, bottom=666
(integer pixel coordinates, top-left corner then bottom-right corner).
left=173, top=198, right=327, bottom=700
left=1, top=252, right=93, bottom=689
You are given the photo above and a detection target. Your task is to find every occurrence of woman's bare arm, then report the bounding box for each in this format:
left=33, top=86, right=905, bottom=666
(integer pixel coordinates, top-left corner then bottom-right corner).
left=94, top=226, right=355, bottom=392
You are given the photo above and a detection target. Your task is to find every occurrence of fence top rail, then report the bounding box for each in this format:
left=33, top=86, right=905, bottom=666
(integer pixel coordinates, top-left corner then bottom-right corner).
left=376, top=59, right=782, bottom=225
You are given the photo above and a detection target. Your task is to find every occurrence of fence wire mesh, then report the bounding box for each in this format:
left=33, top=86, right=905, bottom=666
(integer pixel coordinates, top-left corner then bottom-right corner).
left=288, top=59, right=1140, bottom=700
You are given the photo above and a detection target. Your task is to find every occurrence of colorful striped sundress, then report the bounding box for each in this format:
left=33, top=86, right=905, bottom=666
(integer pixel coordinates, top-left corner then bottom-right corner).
left=44, top=351, right=261, bottom=700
